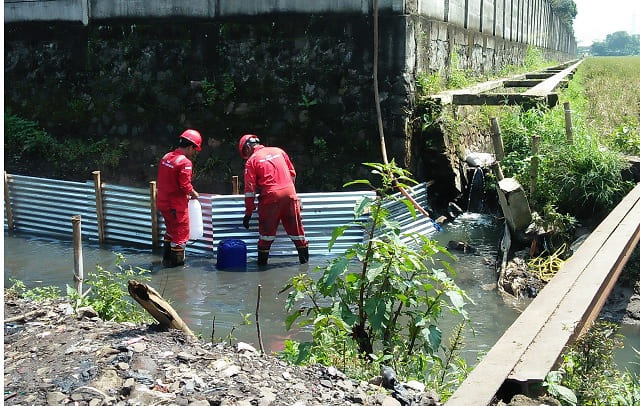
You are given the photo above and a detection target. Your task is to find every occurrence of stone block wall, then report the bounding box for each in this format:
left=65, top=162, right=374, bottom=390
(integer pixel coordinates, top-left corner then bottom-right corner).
left=4, top=0, right=576, bottom=203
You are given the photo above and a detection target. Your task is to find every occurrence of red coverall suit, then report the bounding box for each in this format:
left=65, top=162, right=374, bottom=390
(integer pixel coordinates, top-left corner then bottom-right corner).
left=243, top=145, right=308, bottom=256
left=157, top=149, right=195, bottom=247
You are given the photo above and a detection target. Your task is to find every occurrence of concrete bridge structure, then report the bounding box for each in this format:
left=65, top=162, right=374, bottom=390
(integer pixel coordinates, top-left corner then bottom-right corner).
left=5, top=0, right=576, bottom=53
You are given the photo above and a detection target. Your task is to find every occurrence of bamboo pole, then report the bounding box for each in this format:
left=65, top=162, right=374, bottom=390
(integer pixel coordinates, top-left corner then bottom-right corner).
left=92, top=171, right=105, bottom=243
left=490, top=117, right=505, bottom=161
left=563, top=102, right=573, bottom=144
left=255, top=284, right=265, bottom=354
left=72, top=215, right=84, bottom=294
left=232, top=176, right=239, bottom=195
left=530, top=135, right=541, bottom=197
left=372, top=0, right=431, bottom=220
left=4, top=172, right=14, bottom=230
left=128, top=280, right=195, bottom=337
left=149, top=181, right=159, bottom=248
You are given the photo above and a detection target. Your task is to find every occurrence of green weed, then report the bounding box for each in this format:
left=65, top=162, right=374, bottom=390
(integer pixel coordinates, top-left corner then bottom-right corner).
left=68, top=253, right=153, bottom=323
left=280, top=161, right=470, bottom=399
left=6, top=278, right=61, bottom=301
left=548, top=320, right=640, bottom=405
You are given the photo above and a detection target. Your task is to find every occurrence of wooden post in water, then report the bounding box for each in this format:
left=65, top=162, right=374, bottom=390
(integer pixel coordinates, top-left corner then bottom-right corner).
left=563, top=102, right=573, bottom=144
left=71, top=215, right=84, bottom=294
left=232, top=176, right=239, bottom=195
left=490, top=117, right=505, bottom=162
left=530, top=135, right=541, bottom=197
left=92, top=171, right=105, bottom=243
left=4, top=172, right=14, bottom=230
left=256, top=284, right=265, bottom=354
left=149, top=181, right=159, bottom=248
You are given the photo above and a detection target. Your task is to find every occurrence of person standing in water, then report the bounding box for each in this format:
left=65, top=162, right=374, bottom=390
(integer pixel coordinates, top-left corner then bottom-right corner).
left=157, top=129, right=202, bottom=267
left=238, top=134, right=309, bottom=266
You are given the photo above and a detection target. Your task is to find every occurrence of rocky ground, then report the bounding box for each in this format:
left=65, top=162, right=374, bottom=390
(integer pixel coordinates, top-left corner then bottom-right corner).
left=5, top=280, right=637, bottom=406
left=4, top=295, right=445, bottom=406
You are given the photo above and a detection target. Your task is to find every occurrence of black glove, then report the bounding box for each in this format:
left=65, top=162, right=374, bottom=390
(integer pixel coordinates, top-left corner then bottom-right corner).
left=242, top=214, right=251, bottom=229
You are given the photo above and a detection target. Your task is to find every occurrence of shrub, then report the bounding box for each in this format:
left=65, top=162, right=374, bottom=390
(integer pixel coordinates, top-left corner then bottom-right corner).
left=281, top=161, right=470, bottom=397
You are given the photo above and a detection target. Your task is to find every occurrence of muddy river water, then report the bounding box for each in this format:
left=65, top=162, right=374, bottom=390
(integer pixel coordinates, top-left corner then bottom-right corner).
left=4, top=213, right=638, bottom=373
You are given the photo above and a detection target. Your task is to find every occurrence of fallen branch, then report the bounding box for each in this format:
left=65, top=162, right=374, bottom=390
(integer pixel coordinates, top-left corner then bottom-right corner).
left=4, top=309, right=46, bottom=323
left=127, top=280, right=195, bottom=338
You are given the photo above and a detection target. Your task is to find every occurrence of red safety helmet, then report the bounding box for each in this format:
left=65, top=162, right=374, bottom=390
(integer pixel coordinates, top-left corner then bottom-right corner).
left=238, top=134, right=261, bottom=159
left=180, top=129, right=202, bottom=151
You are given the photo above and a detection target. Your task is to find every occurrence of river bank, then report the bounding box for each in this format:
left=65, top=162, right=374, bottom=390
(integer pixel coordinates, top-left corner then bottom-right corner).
left=4, top=293, right=576, bottom=406
left=4, top=295, right=445, bottom=406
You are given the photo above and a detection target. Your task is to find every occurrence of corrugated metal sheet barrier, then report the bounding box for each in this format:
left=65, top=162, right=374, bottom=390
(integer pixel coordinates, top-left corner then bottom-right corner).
left=4, top=173, right=437, bottom=258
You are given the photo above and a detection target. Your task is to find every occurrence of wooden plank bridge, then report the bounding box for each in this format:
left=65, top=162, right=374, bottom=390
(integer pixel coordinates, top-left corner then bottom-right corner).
left=446, top=183, right=640, bottom=405
left=432, top=59, right=583, bottom=108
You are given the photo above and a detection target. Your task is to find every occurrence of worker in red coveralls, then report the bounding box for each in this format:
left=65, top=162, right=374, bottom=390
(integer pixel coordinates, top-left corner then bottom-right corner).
left=157, top=129, right=202, bottom=267
left=238, top=134, right=309, bottom=266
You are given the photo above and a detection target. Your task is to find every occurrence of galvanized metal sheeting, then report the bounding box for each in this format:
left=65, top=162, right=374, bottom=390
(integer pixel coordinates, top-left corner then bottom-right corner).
left=4, top=173, right=437, bottom=259
left=4, top=174, right=99, bottom=240
left=380, top=182, right=439, bottom=242
left=210, top=191, right=377, bottom=257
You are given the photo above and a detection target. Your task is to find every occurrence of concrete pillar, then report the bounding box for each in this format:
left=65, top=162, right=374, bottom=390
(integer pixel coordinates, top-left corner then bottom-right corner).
left=497, top=177, right=532, bottom=235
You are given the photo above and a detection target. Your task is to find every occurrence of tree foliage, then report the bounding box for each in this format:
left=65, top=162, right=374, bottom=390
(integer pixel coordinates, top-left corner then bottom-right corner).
left=591, top=31, right=640, bottom=56
left=550, top=0, right=578, bottom=28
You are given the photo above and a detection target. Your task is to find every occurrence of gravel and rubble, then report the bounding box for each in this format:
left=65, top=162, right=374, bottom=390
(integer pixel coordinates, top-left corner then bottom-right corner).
left=3, top=296, right=442, bottom=406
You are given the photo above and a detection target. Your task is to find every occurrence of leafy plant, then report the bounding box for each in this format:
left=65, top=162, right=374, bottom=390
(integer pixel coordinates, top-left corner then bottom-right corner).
left=281, top=161, right=469, bottom=390
left=68, top=253, right=153, bottom=323
left=201, top=74, right=236, bottom=106
left=533, top=204, right=577, bottom=253
left=498, top=102, right=633, bottom=218
left=551, top=320, right=640, bottom=405
left=220, top=312, right=252, bottom=346
left=543, top=370, right=577, bottom=406
left=611, top=119, right=640, bottom=156
left=426, top=322, right=471, bottom=399
left=416, top=72, right=444, bottom=99
left=6, top=278, right=61, bottom=301
left=5, top=112, right=128, bottom=178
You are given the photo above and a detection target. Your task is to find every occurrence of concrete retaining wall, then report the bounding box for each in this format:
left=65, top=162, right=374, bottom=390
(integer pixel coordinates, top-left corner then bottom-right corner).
left=4, top=0, right=576, bottom=204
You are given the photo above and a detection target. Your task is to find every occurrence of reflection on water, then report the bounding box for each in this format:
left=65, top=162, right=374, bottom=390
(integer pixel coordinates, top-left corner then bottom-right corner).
left=4, top=213, right=639, bottom=372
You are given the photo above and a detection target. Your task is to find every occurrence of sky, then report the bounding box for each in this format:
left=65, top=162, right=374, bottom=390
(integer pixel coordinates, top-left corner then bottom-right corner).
left=573, top=0, right=640, bottom=46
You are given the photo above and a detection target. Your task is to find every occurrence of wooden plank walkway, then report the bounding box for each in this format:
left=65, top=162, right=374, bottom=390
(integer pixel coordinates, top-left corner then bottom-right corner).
left=446, top=183, right=640, bottom=406
left=432, top=60, right=581, bottom=108
left=522, top=60, right=582, bottom=97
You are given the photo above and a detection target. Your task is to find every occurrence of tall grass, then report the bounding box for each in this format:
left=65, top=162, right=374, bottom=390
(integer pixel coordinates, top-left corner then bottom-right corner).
left=575, top=56, right=640, bottom=156
left=498, top=57, right=637, bottom=219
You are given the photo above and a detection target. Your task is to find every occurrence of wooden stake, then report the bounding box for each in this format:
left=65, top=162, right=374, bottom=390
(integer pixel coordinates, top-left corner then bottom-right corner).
left=72, top=215, right=84, bottom=294
left=211, top=316, right=216, bottom=344
left=149, top=181, right=159, bottom=248
left=92, top=171, right=105, bottom=243
left=491, top=161, right=505, bottom=181
left=530, top=135, right=541, bottom=197
left=127, top=280, right=195, bottom=337
left=232, top=176, right=239, bottom=195
left=256, top=284, right=265, bottom=354
left=4, top=172, right=14, bottom=230
left=563, top=102, right=573, bottom=144
left=490, top=117, right=505, bottom=161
